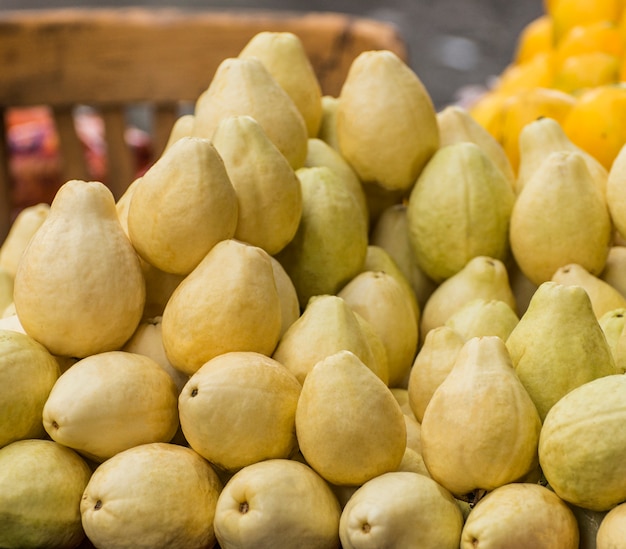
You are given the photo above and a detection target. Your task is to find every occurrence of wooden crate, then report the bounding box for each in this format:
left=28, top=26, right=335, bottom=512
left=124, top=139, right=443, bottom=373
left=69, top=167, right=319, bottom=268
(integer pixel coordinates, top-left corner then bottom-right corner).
left=0, top=7, right=408, bottom=241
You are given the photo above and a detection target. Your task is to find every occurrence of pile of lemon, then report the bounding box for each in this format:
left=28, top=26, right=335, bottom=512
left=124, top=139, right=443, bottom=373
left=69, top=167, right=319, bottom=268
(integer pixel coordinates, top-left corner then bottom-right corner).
left=470, top=0, right=626, bottom=173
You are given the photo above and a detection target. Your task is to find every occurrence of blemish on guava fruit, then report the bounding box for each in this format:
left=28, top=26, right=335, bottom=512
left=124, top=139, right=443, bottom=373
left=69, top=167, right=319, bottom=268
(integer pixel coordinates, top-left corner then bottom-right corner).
left=191, top=388, right=198, bottom=397
left=361, top=522, right=371, bottom=534
left=239, top=501, right=249, bottom=514
left=94, top=500, right=102, bottom=510
left=51, top=420, right=59, bottom=429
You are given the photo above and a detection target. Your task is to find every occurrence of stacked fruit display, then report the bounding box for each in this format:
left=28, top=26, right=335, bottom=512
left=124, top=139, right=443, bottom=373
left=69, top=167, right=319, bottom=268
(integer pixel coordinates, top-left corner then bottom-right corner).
left=471, top=0, right=626, bottom=175
left=1, top=7, right=626, bottom=548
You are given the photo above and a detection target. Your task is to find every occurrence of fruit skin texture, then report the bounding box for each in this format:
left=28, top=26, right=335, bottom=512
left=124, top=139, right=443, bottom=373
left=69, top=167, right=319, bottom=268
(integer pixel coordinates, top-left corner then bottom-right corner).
left=598, top=307, right=626, bottom=372
left=485, top=87, right=577, bottom=174
left=338, top=270, right=418, bottom=388
left=275, top=166, right=368, bottom=309
left=509, top=151, right=612, bottom=286
left=408, top=325, right=465, bottom=423
left=272, top=294, right=386, bottom=386
left=353, top=312, right=390, bottom=387
left=601, top=246, right=626, bottom=300
left=0, top=268, right=13, bottom=317
left=161, top=239, right=282, bottom=376
left=238, top=31, right=323, bottom=137
left=122, top=316, right=189, bottom=394
left=42, top=351, right=180, bottom=462
left=304, top=137, right=369, bottom=230
left=506, top=281, right=618, bottom=421
left=369, top=204, right=435, bottom=313
left=460, top=483, right=579, bottom=549
left=337, top=49, right=439, bottom=193
left=139, top=263, right=185, bottom=320
left=163, top=113, right=195, bottom=150
left=606, top=142, right=626, bottom=240
left=596, top=502, right=626, bottom=549
left=539, top=374, right=626, bottom=512
left=407, top=142, right=515, bottom=283
left=420, top=336, right=542, bottom=499
left=515, top=116, right=608, bottom=196
left=613, top=319, right=626, bottom=375
left=444, top=298, right=519, bottom=342
left=268, top=255, right=300, bottom=339
left=178, top=351, right=301, bottom=473
left=214, top=458, right=341, bottom=549
left=127, top=136, right=239, bottom=275
left=0, top=329, right=60, bottom=448
left=436, top=104, right=516, bottom=189
left=211, top=115, right=302, bottom=255
left=339, top=471, right=464, bottom=549
left=0, top=439, right=92, bottom=549
left=13, top=180, right=146, bottom=358
left=0, top=202, right=49, bottom=278
left=318, top=95, right=340, bottom=151
left=552, top=262, right=626, bottom=319
left=81, top=442, right=223, bottom=549
left=420, top=256, right=517, bottom=340
left=192, top=56, right=308, bottom=170
left=295, top=350, right=406, bottom=486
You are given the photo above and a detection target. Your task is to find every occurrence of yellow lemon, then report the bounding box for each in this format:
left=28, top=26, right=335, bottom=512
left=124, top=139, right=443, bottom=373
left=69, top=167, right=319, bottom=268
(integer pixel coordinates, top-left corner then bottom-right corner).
left=618, top=54, right=626, bottom=81
left=494, top=52, right=556, bottom=96
left=555, top=20, right=624, bottom=62
left=468, top=90, right=509, bottom=139
left=550, top=0, right=623, bottom=44
left=562, top=83, right=626, bottom=169
left=497, top=87, right=577, bottom=172
left=514, top=15, right=555, bottom=64
left=552, top=52, right=621, bottom=94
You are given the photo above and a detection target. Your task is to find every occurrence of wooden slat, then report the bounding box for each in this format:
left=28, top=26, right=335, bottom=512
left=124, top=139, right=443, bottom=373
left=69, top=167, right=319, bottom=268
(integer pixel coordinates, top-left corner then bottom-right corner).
left=0, top=8, right=408, bottom=107
left=52, top=106, right=89, bottom=184
left=101, top=106, right=134, bottom=200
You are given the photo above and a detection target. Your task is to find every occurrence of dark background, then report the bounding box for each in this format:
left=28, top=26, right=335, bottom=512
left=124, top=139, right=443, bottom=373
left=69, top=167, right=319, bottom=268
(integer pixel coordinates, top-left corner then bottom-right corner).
left=1, top=0, right=545, bottom=110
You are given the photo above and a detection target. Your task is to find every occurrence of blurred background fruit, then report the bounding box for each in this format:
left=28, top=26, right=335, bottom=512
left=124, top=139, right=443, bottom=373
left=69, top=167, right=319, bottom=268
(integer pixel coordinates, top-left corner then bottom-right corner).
left=563, top=83, right=626, bottom=169
left=470, top=0, right=626, bottom=173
